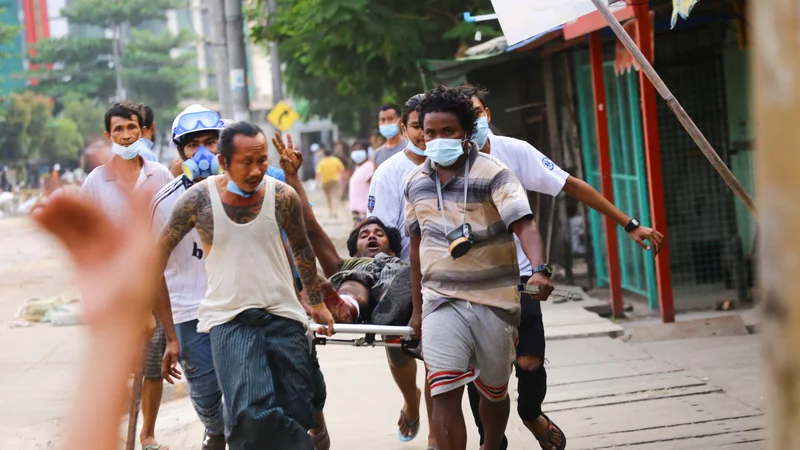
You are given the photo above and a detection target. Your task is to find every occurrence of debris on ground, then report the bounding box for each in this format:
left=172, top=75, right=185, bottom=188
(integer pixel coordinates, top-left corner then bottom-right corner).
left=11, top=296, right=83, bottom=327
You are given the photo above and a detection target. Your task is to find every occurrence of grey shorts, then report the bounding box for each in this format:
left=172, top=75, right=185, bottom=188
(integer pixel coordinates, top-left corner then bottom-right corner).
left=423, top=300, right=516, bottom=402
left=144, top=320, right=166, bottom=380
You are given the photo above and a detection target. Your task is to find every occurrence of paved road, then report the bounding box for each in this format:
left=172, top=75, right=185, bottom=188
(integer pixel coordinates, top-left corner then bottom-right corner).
left=0, top=188, right=766, bottom=449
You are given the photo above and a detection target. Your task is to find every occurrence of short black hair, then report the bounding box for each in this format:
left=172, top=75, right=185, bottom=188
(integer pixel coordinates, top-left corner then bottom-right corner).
left=419, top=85, right=479, bottom=138
left=176, top=129, right=221, bottom=159
left=347, top=216, right=402, bottom=257
left=458, top=84, right=490, bottom=110
left=402, top=94, right=424, bottom=126
left=104, top=102, right=143, bottom=133
left=379, top=103, right=401, bottom=117
left=136, top=103, right=155, bottom=129
left=219, top=121, right=264, bottom=166
left=351, top=140, right=369, bottom=151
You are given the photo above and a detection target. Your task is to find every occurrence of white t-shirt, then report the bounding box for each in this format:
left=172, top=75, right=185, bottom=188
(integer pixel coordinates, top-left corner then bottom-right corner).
left=487, top=133, right=569, bottom=275
left=150, top=176, right=209, bottom=324
left=367, top=149, right=420, bottom=262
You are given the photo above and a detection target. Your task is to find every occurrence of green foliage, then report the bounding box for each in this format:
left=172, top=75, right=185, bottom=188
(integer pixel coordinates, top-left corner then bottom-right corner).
left=27, top=0, right=198, bottom=147
left=60, top=92, right=107, bottom=144
left=0, top=91, right=83, bottom=165
left=0, top=9, right=18, bottom=58
left=43, top=118, right=84, bottom=162
left=249, top=0, right=498, bottom=135
left=61, top=0, right=181, bottom=28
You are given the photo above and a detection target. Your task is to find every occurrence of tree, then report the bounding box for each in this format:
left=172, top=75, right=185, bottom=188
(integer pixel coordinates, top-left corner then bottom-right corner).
left=43, top=117, right=84, bottom=163
left=0, top=91, right=82, bottom=165
left=30, top=0, right=194, bottom=105
left=0, top=9, right=18, bottom=58
left=60, top=92, right=107, bottom=145
left=249, top=0, right=500, bottom=135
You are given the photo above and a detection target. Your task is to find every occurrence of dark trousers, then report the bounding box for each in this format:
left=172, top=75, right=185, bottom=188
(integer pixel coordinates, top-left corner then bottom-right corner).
left=210, top=309, right=316, bottom=450
left=468, top=276, right=548, bottom=449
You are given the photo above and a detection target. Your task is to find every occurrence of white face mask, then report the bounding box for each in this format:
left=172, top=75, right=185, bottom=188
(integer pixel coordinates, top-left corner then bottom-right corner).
left=111, top=139, right=144, bottom=160
left=351, top=149, right=368, bottom=164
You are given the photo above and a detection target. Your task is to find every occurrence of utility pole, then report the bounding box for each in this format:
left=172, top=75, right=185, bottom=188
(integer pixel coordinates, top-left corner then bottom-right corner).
left=224, top=0, right=250, bottom=121
left=753, top=1, right=800, bottom=448
left=209, top=0, right=233, bottom=119
left=112, top=22, right=126, bottom=101
left=267, top=0, right=283, bottom=104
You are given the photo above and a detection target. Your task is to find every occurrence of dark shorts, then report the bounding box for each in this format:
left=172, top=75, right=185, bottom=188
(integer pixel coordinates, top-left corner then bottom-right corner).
left=516, top=275, right=545, bottom=360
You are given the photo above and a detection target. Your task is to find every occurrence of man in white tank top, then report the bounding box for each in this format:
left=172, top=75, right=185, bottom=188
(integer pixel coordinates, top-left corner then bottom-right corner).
left=156, top=121, right=336, bottom=450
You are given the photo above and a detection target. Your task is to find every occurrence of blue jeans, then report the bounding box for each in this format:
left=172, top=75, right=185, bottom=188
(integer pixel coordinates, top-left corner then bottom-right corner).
left=210, top=309, right=315, bottom=450
left=175, top=320, right=225, bottom=435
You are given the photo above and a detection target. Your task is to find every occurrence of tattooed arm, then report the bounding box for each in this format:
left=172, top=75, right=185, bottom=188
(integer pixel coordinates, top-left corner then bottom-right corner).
left=275, top=181, right=336, bottom=333
left=156, top=183, right=213, bottom=380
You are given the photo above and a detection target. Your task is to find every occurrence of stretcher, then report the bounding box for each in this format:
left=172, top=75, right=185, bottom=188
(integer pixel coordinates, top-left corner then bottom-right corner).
left=308, top=285, right=577, bottom=349
left=309, top=323, right=419, bottom=350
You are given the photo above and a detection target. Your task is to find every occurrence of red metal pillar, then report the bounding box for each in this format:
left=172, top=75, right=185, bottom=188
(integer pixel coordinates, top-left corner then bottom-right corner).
left=589, top=31, right=624, bottom=318
left=633, top=1, right=674, bottom=323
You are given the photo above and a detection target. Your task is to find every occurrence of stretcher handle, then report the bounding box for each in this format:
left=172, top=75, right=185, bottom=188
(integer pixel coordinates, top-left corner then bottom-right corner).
left=309, top=323, right=416, bottom=337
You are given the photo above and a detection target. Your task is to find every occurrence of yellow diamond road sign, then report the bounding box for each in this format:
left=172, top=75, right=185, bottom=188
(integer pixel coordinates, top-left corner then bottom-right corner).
left=267, top=101, right=300, bottom=132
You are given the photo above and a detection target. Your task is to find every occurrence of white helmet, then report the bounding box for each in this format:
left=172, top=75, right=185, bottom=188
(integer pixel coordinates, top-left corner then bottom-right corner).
left=172, top=104, right=225, bottom=146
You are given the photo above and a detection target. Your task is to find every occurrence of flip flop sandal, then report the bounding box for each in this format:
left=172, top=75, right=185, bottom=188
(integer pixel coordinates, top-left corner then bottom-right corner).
left=537, top=413, right=567, bottom=450
left=309, top=426, right=331, bottom=450
left=397, top=409, right=421, bottom=442
left=143, top=446, right=166, bottom=450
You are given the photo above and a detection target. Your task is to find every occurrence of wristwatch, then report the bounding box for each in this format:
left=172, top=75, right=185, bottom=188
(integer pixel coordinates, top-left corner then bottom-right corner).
left=532, top=264, right=552, bottom=278
left=625, top=218, right=641, bottom=233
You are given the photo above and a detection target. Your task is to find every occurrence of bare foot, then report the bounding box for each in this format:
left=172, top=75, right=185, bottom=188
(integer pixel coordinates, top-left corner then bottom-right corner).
left=525, top=415, right=563, bottom=450
left=398, top=387, right=422, bottom=439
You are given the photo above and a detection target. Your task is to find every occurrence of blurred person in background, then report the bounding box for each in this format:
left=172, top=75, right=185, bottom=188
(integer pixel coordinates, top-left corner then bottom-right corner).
left=374, top=104, right=407, bottom=167
left=81, top=101, right=174, bottom=450
left=315, top=146, right=345, bottom=219
left=368, top=131, right=385, bottom=161
left=347, top=141, right=373, bottom=227
left=136, top=104, right=160, bottom=163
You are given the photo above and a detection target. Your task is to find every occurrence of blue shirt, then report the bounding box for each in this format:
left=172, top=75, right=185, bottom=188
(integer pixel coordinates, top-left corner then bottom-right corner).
left=139, top=138, right=158, bottom=162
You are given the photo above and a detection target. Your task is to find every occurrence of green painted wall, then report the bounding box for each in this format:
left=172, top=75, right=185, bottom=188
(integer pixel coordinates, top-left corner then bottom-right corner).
left=0, top=0, right=25, bottom=95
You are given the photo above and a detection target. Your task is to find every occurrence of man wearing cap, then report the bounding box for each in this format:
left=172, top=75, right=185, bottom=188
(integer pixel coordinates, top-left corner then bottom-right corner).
left=81, top=101, right=174, bottom=450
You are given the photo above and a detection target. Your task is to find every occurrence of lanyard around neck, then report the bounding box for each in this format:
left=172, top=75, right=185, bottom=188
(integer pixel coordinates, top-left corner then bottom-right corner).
left=435, top=155, right=470, bottom=236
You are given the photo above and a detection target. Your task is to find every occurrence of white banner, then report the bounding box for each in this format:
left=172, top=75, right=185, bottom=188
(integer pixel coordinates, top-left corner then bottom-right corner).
left=490, top=0, right=600, bottom=46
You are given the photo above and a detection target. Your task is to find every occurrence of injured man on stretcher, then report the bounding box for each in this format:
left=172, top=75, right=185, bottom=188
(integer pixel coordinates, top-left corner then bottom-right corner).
left=274, top=134, right=412, bottom=327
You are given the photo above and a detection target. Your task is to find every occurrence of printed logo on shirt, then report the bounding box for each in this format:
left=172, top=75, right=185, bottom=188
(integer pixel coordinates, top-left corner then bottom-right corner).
left=192, top=242, right=204, bottom=260
left=542, top=157, right=555, bottom=171
left=368, top=195, right=375, bottom=213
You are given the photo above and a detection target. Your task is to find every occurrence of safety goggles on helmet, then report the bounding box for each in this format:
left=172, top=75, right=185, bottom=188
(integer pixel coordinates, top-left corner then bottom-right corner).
left=173, top=110, right=225, bottom=143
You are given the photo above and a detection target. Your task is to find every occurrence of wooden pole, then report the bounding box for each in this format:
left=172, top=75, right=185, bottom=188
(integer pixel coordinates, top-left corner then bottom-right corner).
left=125, top=364, right=144, bottom=450
left=590, top=0, right=756, bottom=217
left=753, top=1, right=800, bottom=448
left=590, top=31, right=624, bottom=318
left=633, top=1, right=674, bottom=323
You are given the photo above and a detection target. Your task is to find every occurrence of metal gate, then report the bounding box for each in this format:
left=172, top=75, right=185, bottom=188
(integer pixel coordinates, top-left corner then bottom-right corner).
left=574, top=52, right=657, bottom=307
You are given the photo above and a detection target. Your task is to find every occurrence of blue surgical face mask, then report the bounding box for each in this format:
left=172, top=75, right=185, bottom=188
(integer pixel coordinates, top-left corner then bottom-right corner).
left=350, top=149, right=368, bottom=164
left=379, top=123, right=400, bottom=140
left=425, top=138, right=466, bottom=167
left=111, top=139, right=144, bottom=160
left=226, top=179, right=265, bottom=198
left=182, top=146, right=221, bottom=181
left=407, top=141, right=426, bottom=156
left=473, top=116, right=490, bottom=150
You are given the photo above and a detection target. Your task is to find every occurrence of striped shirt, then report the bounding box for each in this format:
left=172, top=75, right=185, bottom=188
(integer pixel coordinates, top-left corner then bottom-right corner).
left=150, top=175, right=208, bottom=324
left=403, top=143, right=532, bottom=323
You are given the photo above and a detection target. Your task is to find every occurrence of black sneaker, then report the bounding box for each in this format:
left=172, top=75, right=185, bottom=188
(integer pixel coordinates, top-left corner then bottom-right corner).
left=202, top=430, right=225, bottom=450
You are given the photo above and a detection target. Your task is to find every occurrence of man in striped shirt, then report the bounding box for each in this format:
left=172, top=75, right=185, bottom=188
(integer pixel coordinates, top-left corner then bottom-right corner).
left=404, top=86, right=554, bottom=450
